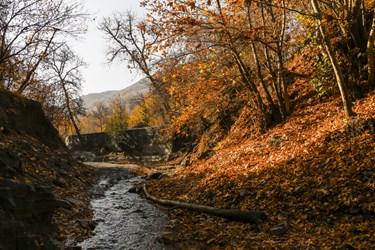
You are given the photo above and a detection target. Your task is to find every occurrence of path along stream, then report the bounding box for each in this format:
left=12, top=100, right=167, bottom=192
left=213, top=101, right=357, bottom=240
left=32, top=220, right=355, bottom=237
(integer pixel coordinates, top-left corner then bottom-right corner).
left=78, top=162, right=169, bottom=250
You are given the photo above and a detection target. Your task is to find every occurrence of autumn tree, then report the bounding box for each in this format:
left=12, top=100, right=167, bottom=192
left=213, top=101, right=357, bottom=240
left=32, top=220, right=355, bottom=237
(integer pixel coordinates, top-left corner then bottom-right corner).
left=309, top=0, right=355, bottom=117
left=368, top=10, right=375, bottom=87
left=141, top=0, right=265, bottom=135
left=0, top=0, right=88, bottom=138
left=300, top=0, right=375, bottom=117
left=42, top=45, right=86, bottom=138
left=88, top=101, right=111, bottom=132
left=105, top=96, right=129, bottom=135
left=139, top=0, right=308, bottom=136
left=128, top=92, right=165, bottom=127
left=0, top=0, right=86, bottom=93
left=100, top=11, right=171, bottom=119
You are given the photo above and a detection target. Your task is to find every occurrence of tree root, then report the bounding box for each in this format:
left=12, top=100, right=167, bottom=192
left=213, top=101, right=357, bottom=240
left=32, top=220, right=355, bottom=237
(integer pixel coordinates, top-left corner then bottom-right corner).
left=143, top=184, right=266, bottom=224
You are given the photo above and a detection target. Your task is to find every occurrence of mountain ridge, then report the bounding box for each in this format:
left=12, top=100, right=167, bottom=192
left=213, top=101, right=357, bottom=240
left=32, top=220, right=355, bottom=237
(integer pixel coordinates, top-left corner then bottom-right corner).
left=82, top=77, right=149, bottom=108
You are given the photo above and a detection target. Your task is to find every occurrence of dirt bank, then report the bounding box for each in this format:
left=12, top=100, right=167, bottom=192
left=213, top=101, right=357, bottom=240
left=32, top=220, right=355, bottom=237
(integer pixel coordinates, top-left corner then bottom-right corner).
left=0, top=89, right=97, bottom=249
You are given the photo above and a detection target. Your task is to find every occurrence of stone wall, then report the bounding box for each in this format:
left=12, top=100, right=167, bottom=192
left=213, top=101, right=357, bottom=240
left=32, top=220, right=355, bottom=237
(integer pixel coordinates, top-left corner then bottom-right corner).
left=66, top=132, right=112, bottom=152
left=66, top=127, right=172, bottom=161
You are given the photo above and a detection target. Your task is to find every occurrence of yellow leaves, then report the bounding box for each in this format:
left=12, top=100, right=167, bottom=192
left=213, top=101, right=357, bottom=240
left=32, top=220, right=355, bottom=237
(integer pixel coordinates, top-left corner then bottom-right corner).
left=175, top=4, right=187, bottom=12
left=202, top=10, right=212, bottom=16
left=233, top=0, right=245, bottom=4
left=364, top=0, right=375, bottom=10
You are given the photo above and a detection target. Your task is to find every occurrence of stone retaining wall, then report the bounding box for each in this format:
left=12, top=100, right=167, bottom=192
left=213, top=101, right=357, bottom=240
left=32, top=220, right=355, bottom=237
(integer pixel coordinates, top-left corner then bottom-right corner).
left=66, top=127, right=172, bottom=161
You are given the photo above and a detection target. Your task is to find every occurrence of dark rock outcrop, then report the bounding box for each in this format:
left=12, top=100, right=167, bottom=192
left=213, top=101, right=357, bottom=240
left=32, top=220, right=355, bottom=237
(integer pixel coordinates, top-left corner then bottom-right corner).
left=0, top=180, right=63, bottom=249
left=0, top=89, right=96, bottom=249
left=0, top=89, right=63, bottom=149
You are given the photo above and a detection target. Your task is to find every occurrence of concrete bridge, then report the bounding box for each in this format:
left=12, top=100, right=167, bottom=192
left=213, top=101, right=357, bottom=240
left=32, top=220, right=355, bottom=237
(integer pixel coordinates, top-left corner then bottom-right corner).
left=66, top=127, right=172, bottom=162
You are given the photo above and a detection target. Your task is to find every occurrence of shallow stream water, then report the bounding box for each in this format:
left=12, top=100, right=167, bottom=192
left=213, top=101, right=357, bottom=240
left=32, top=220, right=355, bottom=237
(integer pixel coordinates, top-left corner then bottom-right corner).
left=79, top=164, right=167, bottom=250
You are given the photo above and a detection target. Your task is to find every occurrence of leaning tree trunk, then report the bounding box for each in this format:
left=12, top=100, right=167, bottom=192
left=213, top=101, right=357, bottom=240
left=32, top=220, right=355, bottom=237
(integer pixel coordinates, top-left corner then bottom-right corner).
left=61, top=82, right=83, bottom=142
left=143, top=184, right=266, bottom=224
left=245, top=2, right=282, bottom=123
left=311, top=0, right=356, bottom=117
left=276, top=0, right=291, bottom=118
left=367, top=12, right=375, bottom=88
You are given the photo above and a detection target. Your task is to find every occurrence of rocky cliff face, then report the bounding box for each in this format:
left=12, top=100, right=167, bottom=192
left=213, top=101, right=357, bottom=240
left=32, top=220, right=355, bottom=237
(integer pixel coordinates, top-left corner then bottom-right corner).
left=0, top=89, right=96, bottom=249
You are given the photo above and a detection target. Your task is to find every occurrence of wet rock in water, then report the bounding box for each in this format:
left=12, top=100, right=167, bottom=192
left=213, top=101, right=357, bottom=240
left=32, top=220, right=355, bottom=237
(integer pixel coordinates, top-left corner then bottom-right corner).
left=148, top=172, right=168, bottom=180
left=128, top=186, right=138, bottom=193
left=65, top=197, right=85, bottom=206
left=73, top=151, right=97, bottom=162
left=57, top=168, right=68, bottom=176
left=270, top=222, right=291, bottom=236
left=0, top=126, right=6, bottom=133
left=79, top=219, right=98, bottom=230
left=53, top=177, right=68, bottom=187
left=55, top=199, right=73, bottom=209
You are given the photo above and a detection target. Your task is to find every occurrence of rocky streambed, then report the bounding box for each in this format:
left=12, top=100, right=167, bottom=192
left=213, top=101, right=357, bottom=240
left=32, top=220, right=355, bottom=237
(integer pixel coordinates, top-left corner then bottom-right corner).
left=78, top=162, right=170, bottom=250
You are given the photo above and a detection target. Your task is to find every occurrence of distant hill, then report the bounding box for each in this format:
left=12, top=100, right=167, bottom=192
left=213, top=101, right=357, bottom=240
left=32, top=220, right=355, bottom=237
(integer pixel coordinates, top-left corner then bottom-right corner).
left=82, top=78, right=150, bottom=108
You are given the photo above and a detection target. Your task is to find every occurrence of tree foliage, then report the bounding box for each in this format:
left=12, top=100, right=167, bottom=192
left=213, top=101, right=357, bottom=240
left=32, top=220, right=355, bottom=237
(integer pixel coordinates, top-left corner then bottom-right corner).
left=128, top=93, right=165, bottom=128
left=100, top=11, right=171, bottom=120
left=88, top=102, right=111, bottom=132
left=98, top=0, right=375, bottom=155
left=96, top=2, right=374, bottom=247
left=0, top=0, right=87, bottom=136
left=104, top=96, right=129, bottom=136
left=125, top=0, right=374, bottom=138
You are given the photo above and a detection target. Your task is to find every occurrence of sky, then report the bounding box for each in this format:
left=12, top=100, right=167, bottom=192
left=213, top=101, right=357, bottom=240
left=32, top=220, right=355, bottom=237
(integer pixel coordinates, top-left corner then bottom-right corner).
left=70, top=0, right=145, bottom=95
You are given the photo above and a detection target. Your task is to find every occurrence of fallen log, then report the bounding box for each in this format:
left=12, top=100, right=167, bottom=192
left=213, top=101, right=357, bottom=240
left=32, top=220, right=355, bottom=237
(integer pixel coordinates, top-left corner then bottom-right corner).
left=143, top=184, right=266, bottom=224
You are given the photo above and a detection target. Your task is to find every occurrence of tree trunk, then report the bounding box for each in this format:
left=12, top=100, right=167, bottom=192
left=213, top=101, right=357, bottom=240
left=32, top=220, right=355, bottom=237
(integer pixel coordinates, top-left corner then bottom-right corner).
left=311, top=0, right=356, bottom=117
left=245, top=2, right=282, bottom=123
left=61, top=82, right=82, bottom=141
left=367, top=12, right=375, bottom=88
left=260, top=5, right=284, bottom=116
left=277, top=0, right=291, bottom=117
left=216, top=0, right=269, bottom=129
left=143, top=184, right=266, bottom=224
left=252, top=42, right=282, bottom=123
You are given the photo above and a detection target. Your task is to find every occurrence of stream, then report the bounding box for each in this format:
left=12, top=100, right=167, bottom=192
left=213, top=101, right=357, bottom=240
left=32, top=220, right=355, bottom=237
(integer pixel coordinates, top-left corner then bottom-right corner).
left=78, top=163, right=168, bottom=250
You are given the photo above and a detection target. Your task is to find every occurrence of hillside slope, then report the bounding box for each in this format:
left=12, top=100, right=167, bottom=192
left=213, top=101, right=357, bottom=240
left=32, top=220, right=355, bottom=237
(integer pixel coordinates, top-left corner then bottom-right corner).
left=82, top=78, right=149, bottom=108
left=147, top=85, right=375, bottom=249
left=0, top=89, right=96, bottom=249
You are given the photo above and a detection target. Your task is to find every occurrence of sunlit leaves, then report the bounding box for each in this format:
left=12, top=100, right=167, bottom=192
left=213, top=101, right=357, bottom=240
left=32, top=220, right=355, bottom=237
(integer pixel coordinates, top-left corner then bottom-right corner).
left=147, top=91, right=375, bottom=248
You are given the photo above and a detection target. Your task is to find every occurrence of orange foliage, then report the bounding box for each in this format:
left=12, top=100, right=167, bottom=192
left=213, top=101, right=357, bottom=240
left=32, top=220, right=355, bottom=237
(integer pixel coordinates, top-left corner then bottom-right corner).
left=147, top=87, right=375, bottom=248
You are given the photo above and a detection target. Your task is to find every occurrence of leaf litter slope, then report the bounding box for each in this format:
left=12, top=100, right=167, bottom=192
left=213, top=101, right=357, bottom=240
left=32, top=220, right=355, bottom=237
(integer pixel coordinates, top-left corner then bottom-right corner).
left=147, top=89, right=375, bottom=249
